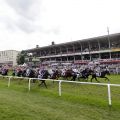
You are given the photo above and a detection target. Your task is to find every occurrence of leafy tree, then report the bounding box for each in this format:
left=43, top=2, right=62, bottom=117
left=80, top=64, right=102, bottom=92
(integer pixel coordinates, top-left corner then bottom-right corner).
left=17, top=51, right=26, bottom=65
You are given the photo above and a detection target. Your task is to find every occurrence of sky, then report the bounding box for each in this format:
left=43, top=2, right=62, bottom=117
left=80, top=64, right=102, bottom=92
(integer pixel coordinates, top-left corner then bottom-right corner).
left=0, top=0, right=120, bottom=51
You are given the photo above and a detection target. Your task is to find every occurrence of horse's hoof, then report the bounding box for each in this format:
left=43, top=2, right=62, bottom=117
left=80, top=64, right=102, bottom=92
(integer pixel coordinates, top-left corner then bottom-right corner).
left=108, top=81, right=110, bottom=84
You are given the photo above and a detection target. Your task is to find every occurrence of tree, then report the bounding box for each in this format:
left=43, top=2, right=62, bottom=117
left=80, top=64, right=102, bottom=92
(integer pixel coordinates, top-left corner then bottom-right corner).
left=17, top=51, right=26, bottom=65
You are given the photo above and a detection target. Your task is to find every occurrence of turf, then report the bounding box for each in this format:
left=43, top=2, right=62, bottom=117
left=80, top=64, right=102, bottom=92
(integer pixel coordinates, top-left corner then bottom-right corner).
left=0, top=74, right=120, bottom=120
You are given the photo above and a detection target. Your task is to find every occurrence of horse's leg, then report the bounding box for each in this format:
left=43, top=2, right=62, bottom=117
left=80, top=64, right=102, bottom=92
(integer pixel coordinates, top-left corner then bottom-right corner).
left=38, top=80, right=42, bottom=86
left=74, top=75, right=77, bottom=81
left=95, top=77, right=100, bottom=82
left=90, top=76, right=94, bottom=82
left=39, top=80, right=47, bottom=88
left=91, top=76, right=99, bottom=82
left=76, top=74, right=80, bottom=81
left=78, top=77, right=80, bottom=81
left=104, top=77, right=110, bottom=83
left=43, top=80, right=47, bottom=88
left=73, top=76, right=76, bottom=81
left=71, top=75, right=76, bottom=81
left=52, top=77, right=55, bottom=84
left=33, top=79, right=36, bottom=83
left=86, top=76, right=88, bottom=82
left=39, top=80, right=44, bottom=86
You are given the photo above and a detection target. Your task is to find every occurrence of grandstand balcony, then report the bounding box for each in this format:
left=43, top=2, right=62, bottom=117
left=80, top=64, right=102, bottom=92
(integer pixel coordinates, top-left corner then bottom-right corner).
left=23, top=33, right=120, bottom=66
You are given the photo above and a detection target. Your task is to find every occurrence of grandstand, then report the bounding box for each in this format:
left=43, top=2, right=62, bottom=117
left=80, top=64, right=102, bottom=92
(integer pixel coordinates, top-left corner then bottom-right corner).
left=23, top=33, right=120, bottom=67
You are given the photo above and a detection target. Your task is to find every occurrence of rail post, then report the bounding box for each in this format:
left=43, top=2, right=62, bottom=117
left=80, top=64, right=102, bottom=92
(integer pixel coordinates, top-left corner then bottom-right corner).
left=8, top=77, right=12, bottom=87
left=107, top=84, right=112, bottom=106
left=59, top=80, right=62, bottom=96
left=28, top=78, right=31, bottom=91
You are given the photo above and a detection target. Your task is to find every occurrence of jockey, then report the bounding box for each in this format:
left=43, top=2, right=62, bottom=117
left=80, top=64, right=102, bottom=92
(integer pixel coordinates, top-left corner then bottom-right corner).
left=81, top=68, right=87, bottom=78
left=61, top=68, right=66, bottom=76
left=26, top=67, right=31, bottom=77
left=94, top=65, right=101, bottom=77
left=38, top=68, right=44, bottom=78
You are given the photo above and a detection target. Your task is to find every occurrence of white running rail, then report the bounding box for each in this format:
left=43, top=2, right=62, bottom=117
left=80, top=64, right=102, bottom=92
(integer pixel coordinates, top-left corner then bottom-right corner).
left=1, top=75, right=120, bottom=106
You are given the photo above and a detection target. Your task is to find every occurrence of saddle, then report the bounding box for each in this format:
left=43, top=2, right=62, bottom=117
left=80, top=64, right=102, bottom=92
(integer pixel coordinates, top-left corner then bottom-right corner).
left=96, top=72, right=101, bottom=77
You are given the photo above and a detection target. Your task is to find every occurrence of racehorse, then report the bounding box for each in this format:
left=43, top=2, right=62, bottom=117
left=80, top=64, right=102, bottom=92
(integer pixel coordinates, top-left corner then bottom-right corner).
left=38, top=69, right=50, bottom=88
left=50, top=69, right=61, bottom=79
left=15, top=69, right=23, bottom=77
left=25, top=68, right=39, bottom=83
left=90, top=69, right=110, bottom=82
left=1, top=68, right=8, bottom=76
left=62, top=69, right=77, bottom=81
left=77, top=68, right=92, bottom=81
left=49, top=69, right=62, bottom=83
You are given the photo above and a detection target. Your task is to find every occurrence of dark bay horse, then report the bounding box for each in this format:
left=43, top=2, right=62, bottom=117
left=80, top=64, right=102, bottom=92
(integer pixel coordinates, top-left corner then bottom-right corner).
left=78, top=68, right=92, bottom=81
left=38, top=69, right=50, bottom=88
left=62, top=69, right=77, bottom=81
left=50, top=69, right=61, bottom=79
left=90, top=70, right=110, bottom=82
left=1, top=68, right=8, bottom=76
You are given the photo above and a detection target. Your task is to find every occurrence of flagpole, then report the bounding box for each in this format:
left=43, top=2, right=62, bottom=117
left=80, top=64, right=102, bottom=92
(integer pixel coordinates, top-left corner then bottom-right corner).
left=107, top=27, right=111, bottom=59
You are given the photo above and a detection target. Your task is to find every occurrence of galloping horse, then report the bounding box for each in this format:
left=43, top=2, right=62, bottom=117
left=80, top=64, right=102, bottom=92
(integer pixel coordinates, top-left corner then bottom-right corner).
left=1, top=68, right=8, bottom=76
left=78, top=68, right=91, bottom=81
left=90, top=69, right=110, bottom=82
left=50, top=69, right=61, bottom=79
left=38, top=69, right=50, bottom=88
left=62, top=69, right=77, bottom=81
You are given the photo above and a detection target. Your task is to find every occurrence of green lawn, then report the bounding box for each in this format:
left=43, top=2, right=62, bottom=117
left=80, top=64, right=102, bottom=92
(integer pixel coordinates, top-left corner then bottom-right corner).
left=0, top=75, right=120, bottom=120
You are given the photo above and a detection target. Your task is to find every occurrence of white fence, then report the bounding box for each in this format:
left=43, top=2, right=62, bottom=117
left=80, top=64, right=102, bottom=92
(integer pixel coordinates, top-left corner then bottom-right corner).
left=1, top=75, right=120, bottom=106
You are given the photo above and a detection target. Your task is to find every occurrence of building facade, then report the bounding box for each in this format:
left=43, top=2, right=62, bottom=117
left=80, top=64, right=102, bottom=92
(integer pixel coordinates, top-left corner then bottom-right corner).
left=0, top=50, right=19, bottom=66
left=23, top=33, right=120, bottom=66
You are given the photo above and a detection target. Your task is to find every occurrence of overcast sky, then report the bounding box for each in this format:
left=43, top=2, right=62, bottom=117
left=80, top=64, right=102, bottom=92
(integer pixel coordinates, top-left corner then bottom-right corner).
left=0, top=0, right=120, bottom=51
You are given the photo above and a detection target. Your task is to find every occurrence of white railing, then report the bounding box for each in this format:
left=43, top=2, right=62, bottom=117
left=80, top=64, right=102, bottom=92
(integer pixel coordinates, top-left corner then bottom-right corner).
left=0, top=75, right=120, bottom=106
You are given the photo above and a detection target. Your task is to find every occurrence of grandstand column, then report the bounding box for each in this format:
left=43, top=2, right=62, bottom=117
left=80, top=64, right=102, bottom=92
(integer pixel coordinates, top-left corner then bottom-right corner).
left=73, top=56, right=75, bottom=62
left=73, top=44, right=75, bottom=53
left=40, top=51, right=41, bottom=57
left=73, top=44, right=75, bottom=62
left=81, top=43, right=83, bottom=61
left=50, top=58, right=52, bottom=63
left=66, top=47, right=69, bottom=62
left=55, top=57, right=57, bottom=62
left=60, top=47, right=62, bottom=55
left=88, top=41, right=92, bottom=61
left=55, top=48, right=56, bottom=55
left=66, top=47, right=68, bottom=54
left=67, top=56, right=68, bottom=62
left=98, top=40, right=101, bottom=59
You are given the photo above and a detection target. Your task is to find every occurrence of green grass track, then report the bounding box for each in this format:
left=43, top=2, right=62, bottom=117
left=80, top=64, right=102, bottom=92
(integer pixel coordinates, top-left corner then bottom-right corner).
left=0, top=75, right=120, bottom=120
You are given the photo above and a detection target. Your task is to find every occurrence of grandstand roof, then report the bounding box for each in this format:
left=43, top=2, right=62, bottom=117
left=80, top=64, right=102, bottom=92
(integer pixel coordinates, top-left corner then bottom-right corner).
left=24, top=32, right=120, bottom=52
